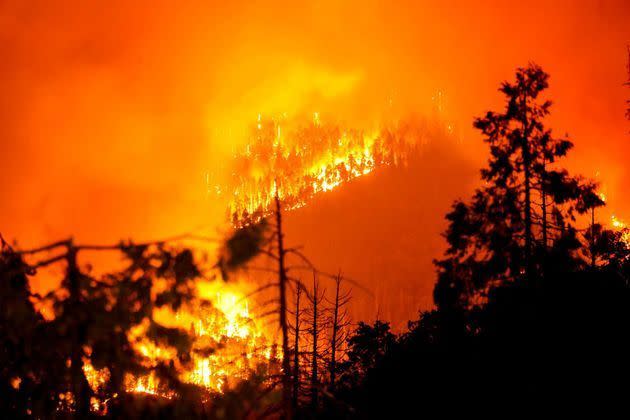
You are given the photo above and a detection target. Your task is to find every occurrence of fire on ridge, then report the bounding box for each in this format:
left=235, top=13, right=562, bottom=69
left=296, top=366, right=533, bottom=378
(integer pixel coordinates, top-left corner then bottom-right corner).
left=219, top=113, right=425, bottom=226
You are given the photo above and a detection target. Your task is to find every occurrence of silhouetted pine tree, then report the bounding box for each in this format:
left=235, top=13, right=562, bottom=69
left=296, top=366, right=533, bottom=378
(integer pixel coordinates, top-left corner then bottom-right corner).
left=434, top=64, right=603, bottom=308
left=336, top=320, right=396, bottom=390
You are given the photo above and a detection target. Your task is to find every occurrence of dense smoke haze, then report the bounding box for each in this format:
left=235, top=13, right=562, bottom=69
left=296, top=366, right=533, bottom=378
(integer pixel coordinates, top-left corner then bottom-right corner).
left=1, top=0, right=628, bottom=326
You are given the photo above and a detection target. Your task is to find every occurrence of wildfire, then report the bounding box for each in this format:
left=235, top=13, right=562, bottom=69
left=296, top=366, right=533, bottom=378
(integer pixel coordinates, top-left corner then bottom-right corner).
left=597, top=191, right=629, bottom=248
left=220, top=113, right=419, bottom=226
left=611, top=215, right=630, bottom=248
left=84, top=281, right=278, bottom=402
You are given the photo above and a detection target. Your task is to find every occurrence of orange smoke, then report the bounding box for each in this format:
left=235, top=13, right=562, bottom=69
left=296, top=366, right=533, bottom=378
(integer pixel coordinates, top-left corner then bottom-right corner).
left=1, top=0, right=629, bottom=328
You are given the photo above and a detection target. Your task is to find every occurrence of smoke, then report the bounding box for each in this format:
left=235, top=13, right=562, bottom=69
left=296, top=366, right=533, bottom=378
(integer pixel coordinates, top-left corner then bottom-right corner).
left=1, top=0, right=629, bottom=324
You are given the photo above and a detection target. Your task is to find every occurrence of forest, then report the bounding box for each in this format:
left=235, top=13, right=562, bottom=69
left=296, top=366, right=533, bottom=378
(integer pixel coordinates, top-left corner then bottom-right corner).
left=2, top=63, right=629, bottom=419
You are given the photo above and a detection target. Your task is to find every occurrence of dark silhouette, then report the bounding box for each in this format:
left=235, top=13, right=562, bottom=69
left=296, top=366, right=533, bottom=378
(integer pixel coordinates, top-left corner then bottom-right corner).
left=305, top=273, right=326, bottom=411
left=1, top=64, right=629, bottom=418
left=325, top=273, right=351, bottom=392
left=434, top=63, right=603, bottom=309
left=274, top=193, right=293, bottom=419
left=290, top=285, right=303, bottom=414
left=321, top=64, right=630, bottom=417
left=626, top=46, right=630, bottom=120
left=219, top=195, right=296, bottom=418
left=0, top=237, right=210, bottom=418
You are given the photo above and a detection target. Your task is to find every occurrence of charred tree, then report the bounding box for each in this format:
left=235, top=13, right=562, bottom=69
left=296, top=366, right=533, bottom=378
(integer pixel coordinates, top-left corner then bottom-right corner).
left=274, top=193, right=292, bottom=419
left=626, top=46, right=630, bottom=121
left=291, top=285, right=303, bottom=413
left=306, top=273, right=326, bottom=411
left=520, top=88, right=534, bottom=278
left=327, top=272, right=351, bottom=391
left=220, top=188, right=341, bottom=418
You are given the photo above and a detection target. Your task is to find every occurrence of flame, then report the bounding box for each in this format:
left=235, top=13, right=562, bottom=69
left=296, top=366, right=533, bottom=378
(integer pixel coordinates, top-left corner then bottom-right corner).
left=595, top=190, right=628, bottom=248
left=84, top=281, right=278, bottom=402
left=222, top=114, right=417, bottom=225
left=611, top=215, right=630, bottom=248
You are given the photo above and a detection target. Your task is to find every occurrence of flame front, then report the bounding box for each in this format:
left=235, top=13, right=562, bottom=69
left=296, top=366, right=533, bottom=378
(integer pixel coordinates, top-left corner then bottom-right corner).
left=84, top=281, right=278, bottom=401
left=611, top=215, right=630, bottom=248
left=221, top=113, right=418, bottom=225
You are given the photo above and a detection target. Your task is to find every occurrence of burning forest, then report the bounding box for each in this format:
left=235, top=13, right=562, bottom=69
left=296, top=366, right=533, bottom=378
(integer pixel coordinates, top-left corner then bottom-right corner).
left=218, top=113, right=424, bottom=227
left=1, top=1, right=630, bottom=419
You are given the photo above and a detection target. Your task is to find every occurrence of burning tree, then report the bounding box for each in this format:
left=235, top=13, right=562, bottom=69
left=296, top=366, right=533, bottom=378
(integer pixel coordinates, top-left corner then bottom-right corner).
left=434, top=64, right=604, bottom=308
left=218, top=192, right=358, bottom=417
left=0, top=237, right=210, bottom=417
left=218, top=196, right=308, bottom=418
left=222, top=113, right=419, bottom=227
left=0, top=232, right=283, bottom=418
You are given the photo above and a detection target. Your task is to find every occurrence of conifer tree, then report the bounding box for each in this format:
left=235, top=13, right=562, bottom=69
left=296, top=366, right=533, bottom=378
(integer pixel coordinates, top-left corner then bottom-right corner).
left=434, top=64, right=603, bottom=308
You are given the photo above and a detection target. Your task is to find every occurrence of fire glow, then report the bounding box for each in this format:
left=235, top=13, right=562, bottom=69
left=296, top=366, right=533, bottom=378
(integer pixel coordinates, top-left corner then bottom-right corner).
left=84, top=281, right=278, bottom=402
left=220, top=113, right=418, bottom=226
left=611, top=215, right=630, bottom=248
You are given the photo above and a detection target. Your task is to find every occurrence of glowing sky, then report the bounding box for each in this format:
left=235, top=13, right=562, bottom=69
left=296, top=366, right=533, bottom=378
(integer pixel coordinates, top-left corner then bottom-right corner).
left=1, top=0, right=628, bottom=325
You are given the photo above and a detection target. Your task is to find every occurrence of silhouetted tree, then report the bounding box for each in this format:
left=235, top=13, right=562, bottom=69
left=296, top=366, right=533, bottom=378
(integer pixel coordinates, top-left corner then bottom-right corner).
left=0, top=240, right=59, bottom=418
left=434, top=64, right=603, bottom=308
left=273, top=194, right=293, bottom=418
left=626, top=46, right=630, bottom=120
left=0, top=236, right=208, bottom=417
left=336, top=320, right=395, bottom=391
left=326, top=273, right=351, bottom=391
left=219, top=194, right=330, bottom=418
left=306, top=273, right=327, bottom=411
left=290, top=284, right=304, bottom=413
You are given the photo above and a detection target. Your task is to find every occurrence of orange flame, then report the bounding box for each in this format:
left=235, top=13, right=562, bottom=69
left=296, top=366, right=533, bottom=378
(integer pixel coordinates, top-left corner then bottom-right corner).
left=220, top=114, right=417, bottom=225
left=84, top=280, right=278, bottom=402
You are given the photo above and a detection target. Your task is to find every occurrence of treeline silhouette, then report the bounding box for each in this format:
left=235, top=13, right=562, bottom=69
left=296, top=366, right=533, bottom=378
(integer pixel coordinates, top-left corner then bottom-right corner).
left=1, top=63, right=629, bottom=418
left=304, top=63, right=630, bottom=418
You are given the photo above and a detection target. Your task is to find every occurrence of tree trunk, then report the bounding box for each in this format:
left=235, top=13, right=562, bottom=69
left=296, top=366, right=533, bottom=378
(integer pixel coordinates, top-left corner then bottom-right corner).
left=329, top=274, right=341, bottom=390
left=310, top=274, right=319, bottom=411
left=66, top=242, right=91, bottom=418
left=274, top=194, right=292, bottom=419
left=541, top=157, right=548, bottom=251
left=292, top=286, right=301, bottom=413
left=522, top=93, right=533, bottom=279
left=591, top=206, right=596, bottom=270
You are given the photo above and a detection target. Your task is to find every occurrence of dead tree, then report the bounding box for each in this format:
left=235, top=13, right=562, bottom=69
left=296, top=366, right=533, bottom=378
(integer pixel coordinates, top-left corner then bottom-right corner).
left=305, top=272, right=327, bottom=411
left=626, top=45, right=630, bottom=120
left=290, top=284, right=303, bottom=413
left=327, top=272, right=352, bottom=391
left=222, top=195, right=367, bottom=417
left=274, top=193, right=293, bottom=419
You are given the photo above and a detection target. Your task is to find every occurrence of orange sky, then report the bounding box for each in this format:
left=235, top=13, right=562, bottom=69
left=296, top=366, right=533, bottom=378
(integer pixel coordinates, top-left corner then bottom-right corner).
left=1, top=0, right=628, bottom=326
